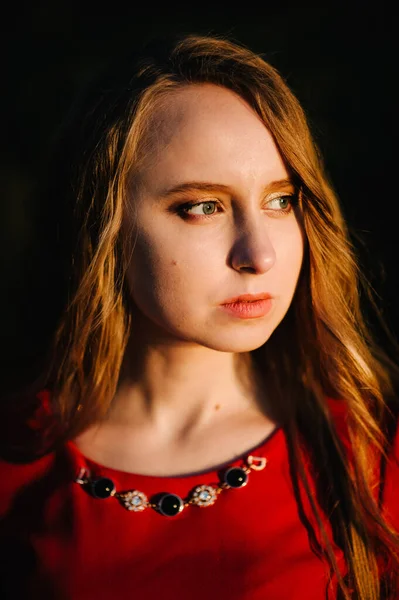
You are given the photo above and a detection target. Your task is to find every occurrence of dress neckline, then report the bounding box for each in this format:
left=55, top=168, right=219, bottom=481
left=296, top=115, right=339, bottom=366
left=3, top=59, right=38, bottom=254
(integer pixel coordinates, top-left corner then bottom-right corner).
left=66, top=424, right=284, bottom=486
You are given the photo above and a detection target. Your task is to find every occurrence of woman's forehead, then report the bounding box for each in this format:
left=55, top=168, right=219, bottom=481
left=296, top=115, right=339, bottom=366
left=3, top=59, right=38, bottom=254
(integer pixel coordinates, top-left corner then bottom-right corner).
left=146, top=83, right=263, bottom=143
left=136, top=84, right=287, bottom=191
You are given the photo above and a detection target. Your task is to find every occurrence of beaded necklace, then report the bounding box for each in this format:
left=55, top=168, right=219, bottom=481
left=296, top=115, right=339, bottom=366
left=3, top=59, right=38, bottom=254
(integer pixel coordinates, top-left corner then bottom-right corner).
left=74, top=454, right=267, bottom=517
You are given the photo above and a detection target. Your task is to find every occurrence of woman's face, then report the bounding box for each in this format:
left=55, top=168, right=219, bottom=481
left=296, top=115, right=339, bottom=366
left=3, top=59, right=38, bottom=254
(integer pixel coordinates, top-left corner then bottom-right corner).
left=124, top=83, right=304, bottom=352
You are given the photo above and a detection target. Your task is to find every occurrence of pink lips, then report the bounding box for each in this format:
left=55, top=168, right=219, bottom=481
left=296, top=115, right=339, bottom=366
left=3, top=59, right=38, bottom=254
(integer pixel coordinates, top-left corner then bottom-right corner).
left=221, top=293, right=272, bottom=304
left=220, top=293, right=273, bottom=319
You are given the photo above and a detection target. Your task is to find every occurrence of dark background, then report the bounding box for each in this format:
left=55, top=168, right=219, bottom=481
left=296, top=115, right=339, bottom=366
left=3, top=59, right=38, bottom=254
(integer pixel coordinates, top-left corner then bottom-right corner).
left=1, top=4, right=397, bottom=395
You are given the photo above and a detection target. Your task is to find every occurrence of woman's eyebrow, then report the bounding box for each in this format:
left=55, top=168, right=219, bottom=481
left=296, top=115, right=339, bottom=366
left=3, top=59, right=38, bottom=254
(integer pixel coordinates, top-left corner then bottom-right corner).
left=159, top=178, right=294, bottom=198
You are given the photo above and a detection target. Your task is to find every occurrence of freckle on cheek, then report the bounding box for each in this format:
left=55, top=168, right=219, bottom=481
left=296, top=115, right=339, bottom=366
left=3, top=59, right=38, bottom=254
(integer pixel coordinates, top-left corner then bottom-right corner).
left=171, top=260, right=177, bottom=266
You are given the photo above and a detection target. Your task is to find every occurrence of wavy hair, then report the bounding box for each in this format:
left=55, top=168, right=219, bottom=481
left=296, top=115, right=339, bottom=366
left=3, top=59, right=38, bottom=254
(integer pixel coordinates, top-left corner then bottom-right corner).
left=32, top=34, right=399, bottom=599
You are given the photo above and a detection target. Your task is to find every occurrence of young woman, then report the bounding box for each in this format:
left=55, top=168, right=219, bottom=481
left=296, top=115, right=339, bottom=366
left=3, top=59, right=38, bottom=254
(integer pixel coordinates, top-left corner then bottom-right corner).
left=1, top=34, right=399, bottom=600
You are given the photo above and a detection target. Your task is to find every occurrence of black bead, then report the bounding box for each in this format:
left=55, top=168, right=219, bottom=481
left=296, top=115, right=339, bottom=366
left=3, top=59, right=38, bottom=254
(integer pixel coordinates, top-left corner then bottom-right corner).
left=90, top=477, right=115, bottom=499
left=224, top=467, right=248, bottom=488
left=157, top=493, right=183, bottom=517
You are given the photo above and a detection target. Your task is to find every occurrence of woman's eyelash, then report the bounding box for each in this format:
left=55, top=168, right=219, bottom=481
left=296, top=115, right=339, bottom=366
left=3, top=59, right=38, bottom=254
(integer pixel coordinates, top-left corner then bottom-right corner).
left=176, top=200, right=223, bottom=218
left=176, top=194, right=297, bottom=219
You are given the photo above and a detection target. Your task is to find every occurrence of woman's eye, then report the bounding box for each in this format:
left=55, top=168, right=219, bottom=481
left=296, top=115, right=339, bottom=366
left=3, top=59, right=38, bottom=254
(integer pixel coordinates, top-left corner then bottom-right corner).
left=176, top=194, right=295, bottom=220
left=266, top=195, right=293, bottom=211
left=180, top=201, right=219, bottom=217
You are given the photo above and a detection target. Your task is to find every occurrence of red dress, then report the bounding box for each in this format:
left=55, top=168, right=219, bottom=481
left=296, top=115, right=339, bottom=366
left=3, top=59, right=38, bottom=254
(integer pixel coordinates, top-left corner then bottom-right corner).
left=0, top=392, right=398, bottom=600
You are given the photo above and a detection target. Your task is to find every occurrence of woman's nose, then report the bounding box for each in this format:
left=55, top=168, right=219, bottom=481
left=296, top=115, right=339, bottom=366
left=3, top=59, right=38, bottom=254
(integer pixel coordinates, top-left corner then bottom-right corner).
left=229, top=218, right=276, bottom=274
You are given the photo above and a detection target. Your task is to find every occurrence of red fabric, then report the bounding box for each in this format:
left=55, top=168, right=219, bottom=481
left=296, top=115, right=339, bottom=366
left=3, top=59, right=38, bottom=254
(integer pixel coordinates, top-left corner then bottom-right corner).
left=0, top=392, right=398, bottom=600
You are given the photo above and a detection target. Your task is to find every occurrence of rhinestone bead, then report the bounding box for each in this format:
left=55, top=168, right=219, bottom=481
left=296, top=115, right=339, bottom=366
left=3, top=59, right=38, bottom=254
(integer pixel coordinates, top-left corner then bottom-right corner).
left=191, top=484, right=217, bottom=507
left=90, top=477, right=115, bottom=499
left=120, top=490, right=148, bottom=511
left=157, top=493, right=184, bottom=517
left=223, top=466, right=248, bottom=488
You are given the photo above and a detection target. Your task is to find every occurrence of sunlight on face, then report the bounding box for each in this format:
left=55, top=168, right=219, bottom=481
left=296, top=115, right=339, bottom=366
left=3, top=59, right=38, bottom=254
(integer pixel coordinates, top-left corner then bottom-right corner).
left=124, top=84, right=304, bottom=352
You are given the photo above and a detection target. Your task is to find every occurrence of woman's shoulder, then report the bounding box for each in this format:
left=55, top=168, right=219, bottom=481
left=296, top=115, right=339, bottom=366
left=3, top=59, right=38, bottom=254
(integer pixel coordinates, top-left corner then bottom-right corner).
left=0, top=389, right=60, bottom=518
left=327, top=394, right=399, bottom=525
left=380, top=405, right=399, bottom=530
left=0, top=450, right=57, bottom=518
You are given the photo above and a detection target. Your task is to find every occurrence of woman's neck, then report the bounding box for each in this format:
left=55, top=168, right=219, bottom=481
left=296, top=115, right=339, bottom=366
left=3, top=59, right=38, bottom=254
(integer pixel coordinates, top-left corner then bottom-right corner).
left=108, top=339, right=272, bottom=440
left=72, top=341, right=279, bottom=475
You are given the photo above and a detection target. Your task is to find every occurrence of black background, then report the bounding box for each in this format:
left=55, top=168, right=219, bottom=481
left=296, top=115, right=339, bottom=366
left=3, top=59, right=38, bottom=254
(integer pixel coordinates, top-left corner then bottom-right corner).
left=1, top=4, right=397, bottom=394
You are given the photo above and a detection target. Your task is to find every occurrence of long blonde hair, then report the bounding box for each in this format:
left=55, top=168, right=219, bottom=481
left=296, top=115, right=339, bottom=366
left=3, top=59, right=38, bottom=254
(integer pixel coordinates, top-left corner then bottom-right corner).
left=33, top=34, right=399, bottom=598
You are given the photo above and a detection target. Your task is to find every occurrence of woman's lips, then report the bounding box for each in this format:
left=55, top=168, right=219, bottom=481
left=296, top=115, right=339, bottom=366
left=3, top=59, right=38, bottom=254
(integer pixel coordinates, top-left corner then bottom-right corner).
left=219, top=297, right=273, bottom=319
left=221, top=293, right=272, bottom=304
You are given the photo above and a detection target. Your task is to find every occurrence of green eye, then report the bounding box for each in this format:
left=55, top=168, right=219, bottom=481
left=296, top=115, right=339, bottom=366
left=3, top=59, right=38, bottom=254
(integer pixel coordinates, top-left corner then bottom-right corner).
left=279, top=197, right=290, bottom=209
left=202, top=202, right=217, bottom=215
left=267, top=196, right=292, bottom=210
left=176, top=194, right=295, bottom=221
left=178, top=200, right=219, bottom=217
